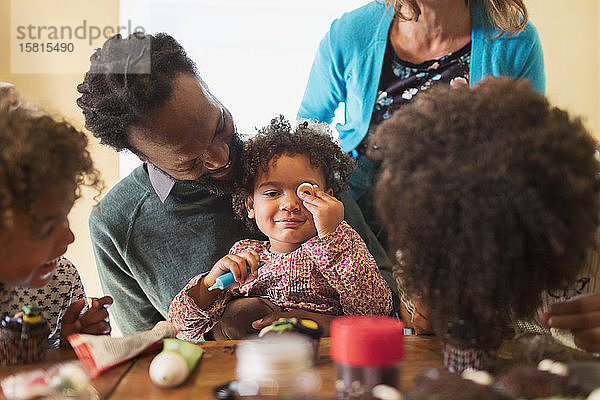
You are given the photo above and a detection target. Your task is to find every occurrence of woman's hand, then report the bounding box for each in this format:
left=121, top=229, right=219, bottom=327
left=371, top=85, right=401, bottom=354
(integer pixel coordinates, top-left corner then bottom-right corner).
left=298, top=186, right=344, bottom=238
left=540, top=293, right=600, bottom=352
left=203, top=250, right=260, bottom=289
left=60, top=296, right=113, bottom=347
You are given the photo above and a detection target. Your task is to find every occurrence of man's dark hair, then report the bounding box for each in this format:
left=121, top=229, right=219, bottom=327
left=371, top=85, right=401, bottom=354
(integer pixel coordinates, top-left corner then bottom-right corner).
left=374, top=77, right=600, bottom=340
left=232, top=116, right=355, bottom=230
left=77, top=32, right=197, bottom=153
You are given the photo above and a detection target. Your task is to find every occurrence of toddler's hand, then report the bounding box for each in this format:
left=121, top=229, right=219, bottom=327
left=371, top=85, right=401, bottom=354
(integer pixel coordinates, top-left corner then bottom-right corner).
left=298, top=186, right=344, bottom=238
left=60, top=296, right=113, bottom=347
left=204, top=250, right=260, bottom=289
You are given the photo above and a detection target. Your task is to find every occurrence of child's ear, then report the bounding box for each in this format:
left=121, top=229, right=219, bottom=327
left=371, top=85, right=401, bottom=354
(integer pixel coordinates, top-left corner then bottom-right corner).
left=326, top=188, right=333, bottom=196
left=245, top=196, right=255, bottom=219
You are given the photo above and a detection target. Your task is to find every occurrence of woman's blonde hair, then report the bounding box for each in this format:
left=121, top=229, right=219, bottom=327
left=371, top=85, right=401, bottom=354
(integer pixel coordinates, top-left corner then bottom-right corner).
left=385, top=0, right=528, bottom=35
left=0, top=86, right=103, bottom=230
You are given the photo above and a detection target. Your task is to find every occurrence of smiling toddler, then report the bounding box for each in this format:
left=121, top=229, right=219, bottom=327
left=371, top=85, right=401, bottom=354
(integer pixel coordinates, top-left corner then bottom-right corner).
left=168, top=117, right=392, bottom=340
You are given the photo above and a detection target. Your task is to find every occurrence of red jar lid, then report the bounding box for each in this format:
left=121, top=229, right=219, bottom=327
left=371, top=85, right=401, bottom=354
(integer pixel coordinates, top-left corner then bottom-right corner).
left=330, top=316, right=404, bottom=367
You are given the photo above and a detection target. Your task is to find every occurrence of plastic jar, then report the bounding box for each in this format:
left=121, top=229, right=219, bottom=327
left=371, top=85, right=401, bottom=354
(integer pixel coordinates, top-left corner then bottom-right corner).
left=235, top=334, right=321, bottom=399
left=330, top=316, right=404, bottom=399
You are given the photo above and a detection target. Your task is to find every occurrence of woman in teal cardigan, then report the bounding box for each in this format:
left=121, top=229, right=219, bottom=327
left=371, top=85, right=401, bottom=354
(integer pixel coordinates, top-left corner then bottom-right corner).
left=298, top=0, right=545, bottom=248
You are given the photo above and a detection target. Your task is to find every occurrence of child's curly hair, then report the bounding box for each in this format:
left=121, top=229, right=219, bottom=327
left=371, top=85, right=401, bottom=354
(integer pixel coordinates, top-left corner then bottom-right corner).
left=232, top=116, right=355, bottom=230
left=374, top=77, right=600, bottom=340
left=0, top=86, right=103, bottom=231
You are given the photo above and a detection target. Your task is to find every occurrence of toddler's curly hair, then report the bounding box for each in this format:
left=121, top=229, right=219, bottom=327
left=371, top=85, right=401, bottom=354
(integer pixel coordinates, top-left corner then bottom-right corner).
left=374, top=77, right=600, bottom=339
left=0, top=86, right=103, bottom=231
left=232, top=116, right=355, bottom=230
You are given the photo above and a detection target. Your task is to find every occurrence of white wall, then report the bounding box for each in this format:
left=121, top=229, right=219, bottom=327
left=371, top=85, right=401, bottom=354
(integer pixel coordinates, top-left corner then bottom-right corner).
left=119, top=0, right=371, bottom=176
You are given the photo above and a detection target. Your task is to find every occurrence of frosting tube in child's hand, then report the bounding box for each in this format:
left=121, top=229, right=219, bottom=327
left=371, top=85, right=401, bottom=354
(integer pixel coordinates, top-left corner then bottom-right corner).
left=68, top=321, right=178, bottom=377
left=208, top=261, right=265, bottom=291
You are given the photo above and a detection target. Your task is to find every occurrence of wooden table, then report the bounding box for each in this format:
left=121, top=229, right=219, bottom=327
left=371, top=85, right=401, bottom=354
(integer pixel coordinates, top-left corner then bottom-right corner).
left=0, top=349, right=135, bottom=400
left=0, top=336, right=442, bottom=399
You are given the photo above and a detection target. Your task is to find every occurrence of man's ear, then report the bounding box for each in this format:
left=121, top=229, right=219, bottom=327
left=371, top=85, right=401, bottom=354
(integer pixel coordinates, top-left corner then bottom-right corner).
left=326, top=188, right=334, bottom=196
left=245, top=196, right=255, bottom=219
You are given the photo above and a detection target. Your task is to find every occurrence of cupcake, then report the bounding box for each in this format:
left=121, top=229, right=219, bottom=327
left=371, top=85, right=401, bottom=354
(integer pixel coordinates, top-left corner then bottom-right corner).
left=442, top=317, right=505, bottom=374
left=0, top=306, right=49, bottom=364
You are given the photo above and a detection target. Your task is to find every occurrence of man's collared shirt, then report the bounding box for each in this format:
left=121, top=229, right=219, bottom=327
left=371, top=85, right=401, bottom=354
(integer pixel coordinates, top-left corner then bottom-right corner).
left=147, top=163, right=175, bottom=203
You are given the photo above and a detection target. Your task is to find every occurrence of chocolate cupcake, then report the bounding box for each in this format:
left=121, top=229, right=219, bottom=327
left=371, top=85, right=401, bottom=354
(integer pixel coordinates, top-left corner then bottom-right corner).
left=0, top=306, right=49, bottom=365
left=441, top=318, right=506, bottom=374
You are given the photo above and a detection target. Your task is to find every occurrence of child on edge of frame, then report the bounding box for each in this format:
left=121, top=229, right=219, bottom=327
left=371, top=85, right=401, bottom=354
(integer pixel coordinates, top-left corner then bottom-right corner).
left=0, top=84, right=113, bottom=350
left=168, top=116, right=393, bottom=340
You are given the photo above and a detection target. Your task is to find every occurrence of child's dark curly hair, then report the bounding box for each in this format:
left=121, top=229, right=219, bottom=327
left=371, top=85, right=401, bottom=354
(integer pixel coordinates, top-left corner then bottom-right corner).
left=0, top=86, right=103, bottom=231
left=232, top=116, right=355, bottom=230
left=374, top=77, right=600, bottom=340
left=76, top=32, right=197, bottom=154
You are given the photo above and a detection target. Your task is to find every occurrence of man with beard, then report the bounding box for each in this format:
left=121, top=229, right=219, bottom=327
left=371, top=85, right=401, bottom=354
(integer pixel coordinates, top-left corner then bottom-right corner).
left=77, top=33, right=398, bottom=336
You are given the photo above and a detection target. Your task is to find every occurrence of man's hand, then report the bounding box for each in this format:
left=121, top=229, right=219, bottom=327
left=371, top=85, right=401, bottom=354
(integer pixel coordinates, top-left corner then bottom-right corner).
left=540, top=294, right=600, bottom=352
left=251, top=309, right=336, bottom=336
left=298, top=186, right=344, bottom=238
left=60, top=296, right=113, bottom=347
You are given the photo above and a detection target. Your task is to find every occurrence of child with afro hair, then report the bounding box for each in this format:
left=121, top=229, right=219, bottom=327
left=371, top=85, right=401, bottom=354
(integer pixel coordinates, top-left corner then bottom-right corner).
left=0, top=84, right=112, bottom=350
left=373, top=77, right=600, bottom=369
left=169, top=116, right=393, bottom=340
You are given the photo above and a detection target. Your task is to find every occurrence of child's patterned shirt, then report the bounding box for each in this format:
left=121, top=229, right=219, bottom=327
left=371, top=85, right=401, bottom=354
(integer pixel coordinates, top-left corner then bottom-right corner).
left=169, top=221, right=392, bottom=341
left=0, top=257, right=86, bottom=348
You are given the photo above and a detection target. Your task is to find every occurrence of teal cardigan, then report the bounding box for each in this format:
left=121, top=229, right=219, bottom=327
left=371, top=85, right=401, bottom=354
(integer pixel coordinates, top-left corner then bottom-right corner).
left=298, top=1, right=545, bottom=153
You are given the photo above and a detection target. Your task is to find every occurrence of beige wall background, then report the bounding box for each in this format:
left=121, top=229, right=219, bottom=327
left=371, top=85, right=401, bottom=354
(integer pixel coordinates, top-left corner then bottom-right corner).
left=528, top=0, right=599, bottom=140
left=0, top=0, right=599, bottom=302
left=0, top=1, right=120, bottom=297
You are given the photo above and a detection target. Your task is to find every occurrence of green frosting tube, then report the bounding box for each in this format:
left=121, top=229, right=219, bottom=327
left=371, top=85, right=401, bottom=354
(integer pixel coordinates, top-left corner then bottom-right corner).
left=149, top=338, right=204, bottom=387
left=162, top=338, right=204, bottom=371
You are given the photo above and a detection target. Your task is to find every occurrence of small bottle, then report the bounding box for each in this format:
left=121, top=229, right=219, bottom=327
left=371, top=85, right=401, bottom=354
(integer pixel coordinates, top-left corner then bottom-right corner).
left=330, top=316, right=404, bottom=400
left=235, top=334, right=321, bottom=399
